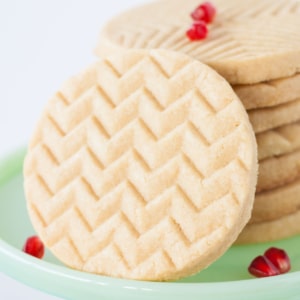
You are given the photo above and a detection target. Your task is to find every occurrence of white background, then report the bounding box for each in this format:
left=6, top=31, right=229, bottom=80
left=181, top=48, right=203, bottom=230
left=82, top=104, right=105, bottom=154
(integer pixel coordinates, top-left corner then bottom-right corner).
left=0, top=1, right=147, bottom=299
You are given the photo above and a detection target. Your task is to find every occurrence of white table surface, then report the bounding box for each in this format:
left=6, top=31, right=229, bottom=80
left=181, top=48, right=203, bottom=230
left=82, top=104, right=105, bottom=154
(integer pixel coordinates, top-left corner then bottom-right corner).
left=0, top=1, right=148, bottom=299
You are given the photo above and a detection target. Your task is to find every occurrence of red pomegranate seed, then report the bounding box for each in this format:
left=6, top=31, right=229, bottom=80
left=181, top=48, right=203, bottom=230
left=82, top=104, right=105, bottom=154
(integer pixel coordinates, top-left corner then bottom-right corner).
left=23, top=236, right=45, bottom=259
left=264, top=247, right=291, bottom=274
left=248, top=255, right=280, bottom=278
left=191, top=6, right=205, bottom=21
left=248, top=247, right=291, bottom=278
left=191, top=2, right=217, bottom=23
left=186, top=21, right=208, bottom=41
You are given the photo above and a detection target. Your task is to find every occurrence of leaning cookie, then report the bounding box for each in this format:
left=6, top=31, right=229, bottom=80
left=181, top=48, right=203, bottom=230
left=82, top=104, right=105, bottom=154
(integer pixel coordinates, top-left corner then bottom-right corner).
left=23, top=49, right=257, bottom=281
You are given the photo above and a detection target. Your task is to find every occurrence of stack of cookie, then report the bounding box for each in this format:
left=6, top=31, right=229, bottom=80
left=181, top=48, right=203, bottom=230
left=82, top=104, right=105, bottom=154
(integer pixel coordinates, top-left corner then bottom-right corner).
left=95, top=0, right=300, bottom=243
left=234, top=76, right=300, bottom=243
left=23, top=0, right=300, bottom=282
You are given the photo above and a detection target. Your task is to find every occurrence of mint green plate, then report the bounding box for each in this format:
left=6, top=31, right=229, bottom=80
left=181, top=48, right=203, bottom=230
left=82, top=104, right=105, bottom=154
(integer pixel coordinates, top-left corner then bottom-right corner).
left=1, top=149, right=300, bottom=300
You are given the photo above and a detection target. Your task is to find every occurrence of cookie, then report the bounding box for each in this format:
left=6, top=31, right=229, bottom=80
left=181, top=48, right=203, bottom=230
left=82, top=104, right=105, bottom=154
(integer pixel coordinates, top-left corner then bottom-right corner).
left=250, top=178, right=300, bottom=224
left=23, top=49, right=257, bottom=281
left=257, top=149, right=300, bottom=193
left=95, top=0, right=300, bottom=84
left=236, top=210, right=300, bottom=244
left=234, top=73, right=300, bottom=110
left=257, top=122, right=300, bottom=161
left=248, top=98, right=300, bottom=134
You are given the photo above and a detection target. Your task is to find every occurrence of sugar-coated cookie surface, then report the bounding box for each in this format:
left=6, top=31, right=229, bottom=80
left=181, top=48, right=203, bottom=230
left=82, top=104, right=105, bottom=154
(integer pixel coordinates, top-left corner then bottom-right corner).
left=24, top=49, right=257, bottom=281
left=96, top=0, right=300, bottom=84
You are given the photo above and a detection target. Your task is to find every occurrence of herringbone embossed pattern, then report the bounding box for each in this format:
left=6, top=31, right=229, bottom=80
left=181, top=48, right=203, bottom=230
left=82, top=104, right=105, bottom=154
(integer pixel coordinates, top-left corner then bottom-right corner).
left=96, top=0, right=300, bottom=84
left=24, top=50, right=257, bottom=280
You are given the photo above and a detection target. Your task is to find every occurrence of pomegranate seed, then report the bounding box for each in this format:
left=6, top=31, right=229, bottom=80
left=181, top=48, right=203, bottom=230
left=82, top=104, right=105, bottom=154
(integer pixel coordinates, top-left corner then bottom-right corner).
left=186, top=21, right=208, bottom=41
left=23, top=236, right=45, bottom=259
left=248, top=255, right=280, bottom=278
left=191, top=2, right=217, bottom=23
left=248, top=247, right=291, bottom=278
left=191, top=6, right=205, bottom=21
left=264, top=247, right=291, bottom=274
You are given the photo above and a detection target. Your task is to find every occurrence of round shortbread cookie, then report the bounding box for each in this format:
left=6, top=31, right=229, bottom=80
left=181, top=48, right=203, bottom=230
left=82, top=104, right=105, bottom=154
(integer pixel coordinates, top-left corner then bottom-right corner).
left=236, top=210, right=300, bottom=244
left=256, top=121, right=300, bottom=161
left=250, top=178, right=300, bottom=224
left=95, top=0, right=300, bottom=85
left=257, top=149, right=300, bottom=193
left=23, top=50, right=257, bottom=281
left=248, top=98, right=300, bottom=134
left=234, top=73, right=300, bottom=110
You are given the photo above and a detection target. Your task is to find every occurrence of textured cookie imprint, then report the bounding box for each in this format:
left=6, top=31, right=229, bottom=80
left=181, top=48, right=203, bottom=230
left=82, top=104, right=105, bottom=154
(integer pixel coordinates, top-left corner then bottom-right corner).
left=236, top=210, right=300, bottom=244
left=248, top=98, right=300, bottom=134
left=24, top=50, right=257, bottom=281
left=250, top=178, right=300, bottom=224
left=96, top=0, right=300, bottom=84
left=256, top=122, right=300, bottom=160
left=234, top=73, right=300, bottom=110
